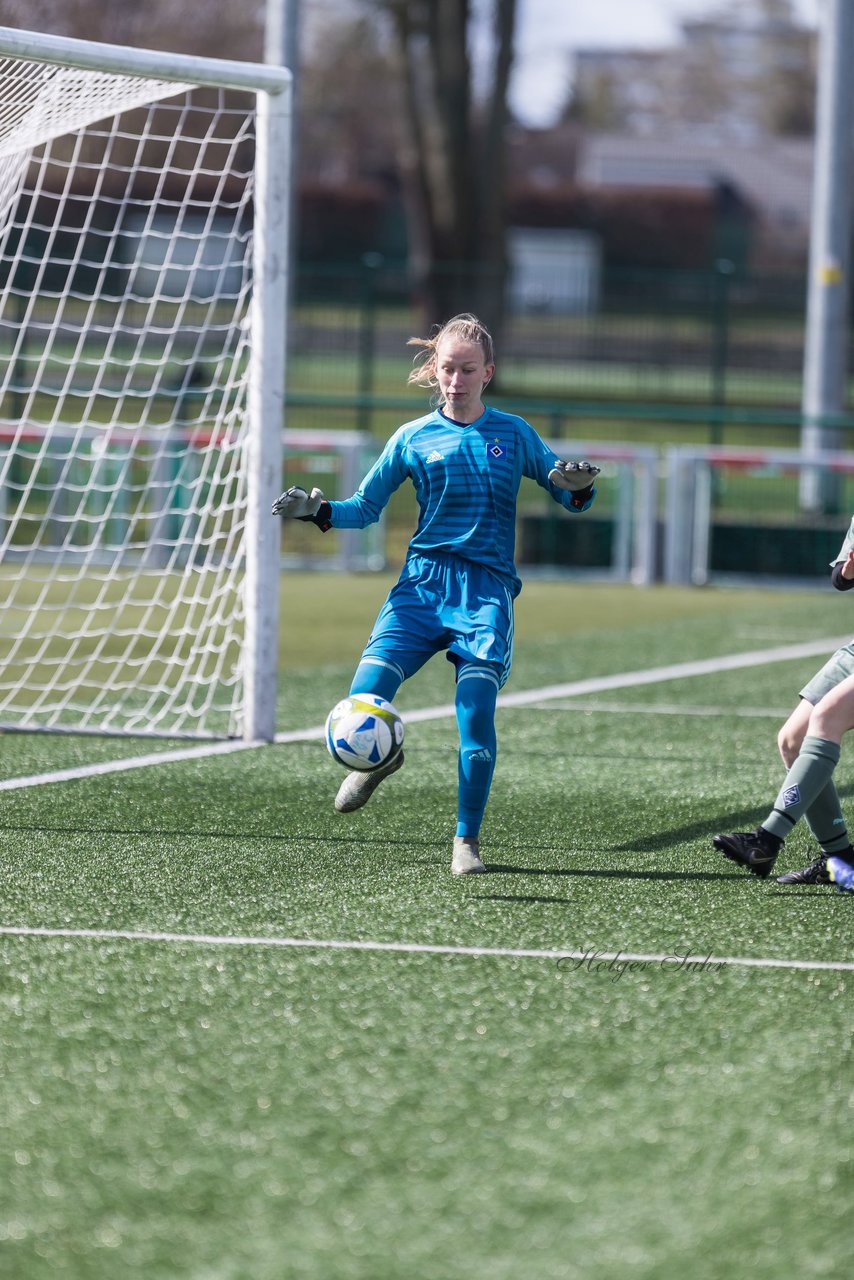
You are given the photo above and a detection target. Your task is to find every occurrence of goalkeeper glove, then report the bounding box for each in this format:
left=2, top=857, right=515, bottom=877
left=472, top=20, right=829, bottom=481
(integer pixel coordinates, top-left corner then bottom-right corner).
left=548, top=460, right=600, bottom=493
left=548, top=459, right=599, bottom=509
left=271, top=485, right=332, bottom=531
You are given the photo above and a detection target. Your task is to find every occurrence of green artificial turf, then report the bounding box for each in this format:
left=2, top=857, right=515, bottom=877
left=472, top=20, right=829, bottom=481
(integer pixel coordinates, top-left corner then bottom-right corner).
left=0, top=581, right=850, bottom=1280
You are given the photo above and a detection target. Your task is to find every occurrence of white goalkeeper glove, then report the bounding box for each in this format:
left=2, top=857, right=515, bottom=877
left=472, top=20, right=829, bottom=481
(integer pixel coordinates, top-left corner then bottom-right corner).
left=548, top=460, right=600, bottom=493
left=272, top=485, right=332, bottom=531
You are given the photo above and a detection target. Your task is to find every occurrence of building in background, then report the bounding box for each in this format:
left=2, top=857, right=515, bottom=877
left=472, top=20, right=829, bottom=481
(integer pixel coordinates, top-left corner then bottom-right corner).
left=576, top=132, right=812, bottom=270
left=505, top=5, right=817, bottom=274
left=572, top=6, right=816, bottom=141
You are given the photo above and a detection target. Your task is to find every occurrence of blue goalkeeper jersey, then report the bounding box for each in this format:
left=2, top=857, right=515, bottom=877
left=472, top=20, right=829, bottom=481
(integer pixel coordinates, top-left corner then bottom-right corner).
left=328, top=405, right=595, bottom=597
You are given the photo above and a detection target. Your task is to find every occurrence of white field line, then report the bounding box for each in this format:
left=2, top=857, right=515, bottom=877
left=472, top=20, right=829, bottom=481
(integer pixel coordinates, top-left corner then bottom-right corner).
left=0, top=925, right=850, bottom=972
left=0, top=634, right=847, bottom=794
left=322, top=635, right=853, bottom=728
left=493, top=636, right=852, bottom=709
left=0, top=738, right=260, bottom=792
left=530, top=702, right=794, bottom=718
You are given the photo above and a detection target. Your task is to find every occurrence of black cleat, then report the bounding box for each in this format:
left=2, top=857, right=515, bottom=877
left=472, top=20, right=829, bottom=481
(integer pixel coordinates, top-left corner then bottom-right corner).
left=713, top=829, right=779, bottom=879
left=775, top=854, right=830, bottom=885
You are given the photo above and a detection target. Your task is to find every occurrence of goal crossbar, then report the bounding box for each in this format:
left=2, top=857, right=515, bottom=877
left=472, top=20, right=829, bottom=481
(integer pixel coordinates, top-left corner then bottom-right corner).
left=0, top=26, right=291, bottom=95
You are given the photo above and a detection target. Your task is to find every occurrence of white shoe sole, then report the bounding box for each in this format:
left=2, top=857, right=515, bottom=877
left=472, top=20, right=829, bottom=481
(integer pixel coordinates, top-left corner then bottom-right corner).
left=334, top=751, right=404, bottom=813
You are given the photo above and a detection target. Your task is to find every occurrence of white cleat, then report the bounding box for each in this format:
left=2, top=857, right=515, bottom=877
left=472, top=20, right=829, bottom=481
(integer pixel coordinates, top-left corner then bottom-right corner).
left=334, top=751, right=404, bottom=813
left=451, top=835, right=487, bottom=875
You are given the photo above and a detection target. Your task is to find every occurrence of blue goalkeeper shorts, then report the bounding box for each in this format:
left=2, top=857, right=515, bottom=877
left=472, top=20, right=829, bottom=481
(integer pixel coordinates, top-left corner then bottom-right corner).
left=359, top=551, right=515, bottom=689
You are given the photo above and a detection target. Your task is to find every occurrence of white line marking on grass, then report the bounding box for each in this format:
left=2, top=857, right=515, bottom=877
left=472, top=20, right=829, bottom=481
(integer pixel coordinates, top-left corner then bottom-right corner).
left=349, top=635, right=852, bottom=727
left=0, top=739, right=259, bottom=792
left=528, top=702, right=794, bottom=718
left=492, top=636, right=852, bottom=710
left=2, top=635, right=847, bottom=793
left=0, top=924, right=850, bottom=972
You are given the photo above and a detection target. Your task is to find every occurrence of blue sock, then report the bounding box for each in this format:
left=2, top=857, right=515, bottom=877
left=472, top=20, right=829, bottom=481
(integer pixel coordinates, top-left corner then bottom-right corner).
left=348, top=658, right=403, bottom=704
left=454, top=666, right=499, bottom=839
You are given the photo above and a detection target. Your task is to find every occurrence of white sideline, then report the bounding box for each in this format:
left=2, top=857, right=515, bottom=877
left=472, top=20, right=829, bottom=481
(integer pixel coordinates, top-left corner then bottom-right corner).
left=0, top=634, right=848, bottom=794
left=0, top=738, right=260, bottom=792
left=397, top=635, right=853, bottom=725
left=528, top=702, right=794, bottom=718
left=0, top=925, right=850, bottom=971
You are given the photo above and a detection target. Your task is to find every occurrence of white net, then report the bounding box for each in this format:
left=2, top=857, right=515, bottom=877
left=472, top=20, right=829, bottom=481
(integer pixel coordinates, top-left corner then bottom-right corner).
left=0, top=56, right=260, bottom=737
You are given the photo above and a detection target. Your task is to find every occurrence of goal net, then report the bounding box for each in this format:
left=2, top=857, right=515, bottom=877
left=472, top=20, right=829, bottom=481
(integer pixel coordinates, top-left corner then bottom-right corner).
left=0, top=29, right=290, bottom=740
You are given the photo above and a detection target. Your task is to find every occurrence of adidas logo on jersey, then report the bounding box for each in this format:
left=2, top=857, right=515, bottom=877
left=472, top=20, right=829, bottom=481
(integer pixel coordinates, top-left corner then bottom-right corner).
left=426, top=449, right=444, bottom=463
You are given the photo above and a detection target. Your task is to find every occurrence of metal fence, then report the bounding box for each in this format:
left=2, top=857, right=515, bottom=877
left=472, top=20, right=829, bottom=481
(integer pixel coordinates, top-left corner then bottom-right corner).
left=280, top=261, right=854, bottom=585
left=6, top=253, right=854, bottom=585
left=664, top=445, right=854, bottom=586
left=287, top=259, right=854, bottom=452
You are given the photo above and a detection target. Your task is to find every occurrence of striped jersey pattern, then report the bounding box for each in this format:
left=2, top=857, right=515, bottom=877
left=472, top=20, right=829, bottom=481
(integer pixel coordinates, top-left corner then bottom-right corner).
left=328, top=406, right=594, bottom=595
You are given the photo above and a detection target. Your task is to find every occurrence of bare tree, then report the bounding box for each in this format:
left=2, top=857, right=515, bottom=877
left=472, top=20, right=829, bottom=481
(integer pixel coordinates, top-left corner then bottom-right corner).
left=299, top=13, right=400, bottom=185
left=377, top=0, right=518, bottom=333
left=1, top=0, right=521, bottom=332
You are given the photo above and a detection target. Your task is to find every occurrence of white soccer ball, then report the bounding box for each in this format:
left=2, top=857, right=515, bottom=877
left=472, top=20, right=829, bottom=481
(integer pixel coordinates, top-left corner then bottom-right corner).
left=325, top=693, right=404, bottom=771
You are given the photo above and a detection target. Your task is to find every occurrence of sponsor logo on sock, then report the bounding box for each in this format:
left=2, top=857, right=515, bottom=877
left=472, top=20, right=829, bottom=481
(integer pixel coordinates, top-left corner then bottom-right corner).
left=468, top=748, right=493, bottom=762
left=782, top=784, right=801, bottom=808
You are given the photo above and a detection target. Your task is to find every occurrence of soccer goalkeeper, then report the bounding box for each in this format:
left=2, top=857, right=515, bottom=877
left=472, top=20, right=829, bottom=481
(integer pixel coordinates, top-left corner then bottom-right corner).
left=274, top=313, right=599, bottom=875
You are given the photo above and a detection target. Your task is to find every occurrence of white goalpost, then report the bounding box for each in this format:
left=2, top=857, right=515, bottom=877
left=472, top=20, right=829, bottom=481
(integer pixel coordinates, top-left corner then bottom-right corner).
left=0, top=27, right=291, bottom=741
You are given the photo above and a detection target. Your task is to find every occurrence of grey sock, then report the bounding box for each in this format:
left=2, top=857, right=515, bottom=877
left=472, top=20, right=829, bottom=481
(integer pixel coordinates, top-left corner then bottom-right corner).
left=763, top=737, right=841, bottom=842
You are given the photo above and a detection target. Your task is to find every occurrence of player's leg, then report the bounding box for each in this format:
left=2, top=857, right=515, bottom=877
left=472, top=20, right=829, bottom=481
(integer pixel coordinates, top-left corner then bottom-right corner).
left=777, top=760, right=850, bottom=883
left=444, top=562, right=514, bottom=875
left=777, top=659, right=854, bottom=882
left=715, top=673, right=854, bottom=878
left=769, top=675, right=854, bottom=848
left=348, top=656, right=405, bottom=704
left=778, top=701, right=829, bottom=880
left=333, top=573, right=439, bottom=814
left=777, top=697, right=813, bottom=767
left=451, top=663, right=500, bottom=874
left=333, top=654, right=412, bottom=813
left=333, top=656, right=407, bottom=813
left=775, top=698, right=838, bottom=883
left=715, top=735, right=844, bottom=878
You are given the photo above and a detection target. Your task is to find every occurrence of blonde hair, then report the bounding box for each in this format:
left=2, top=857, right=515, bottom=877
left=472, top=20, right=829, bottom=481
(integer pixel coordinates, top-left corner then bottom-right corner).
left=406, top=313, right=495, bottom=396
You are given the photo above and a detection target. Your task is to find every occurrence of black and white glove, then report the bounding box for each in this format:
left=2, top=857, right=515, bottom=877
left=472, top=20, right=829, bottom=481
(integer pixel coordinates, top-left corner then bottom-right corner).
left=272, top=485, right=332, bottom=531
left=548, top=460, right=601, bottom=493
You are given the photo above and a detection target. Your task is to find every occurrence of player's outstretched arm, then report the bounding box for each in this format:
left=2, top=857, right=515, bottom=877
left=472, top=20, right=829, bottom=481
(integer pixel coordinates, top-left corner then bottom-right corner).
left=548, top=460, right=600, bottom=493
left=272, top=485, right=332, bottom=531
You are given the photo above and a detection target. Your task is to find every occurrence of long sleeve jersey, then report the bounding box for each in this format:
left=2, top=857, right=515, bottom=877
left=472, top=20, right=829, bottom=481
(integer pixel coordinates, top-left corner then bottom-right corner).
left=328, top=405, right=595, bottom=597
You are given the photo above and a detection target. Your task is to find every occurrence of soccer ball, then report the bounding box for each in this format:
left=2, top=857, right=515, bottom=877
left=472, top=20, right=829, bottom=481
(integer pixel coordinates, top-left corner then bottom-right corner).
left=325, top=693, right=404, bottom=771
